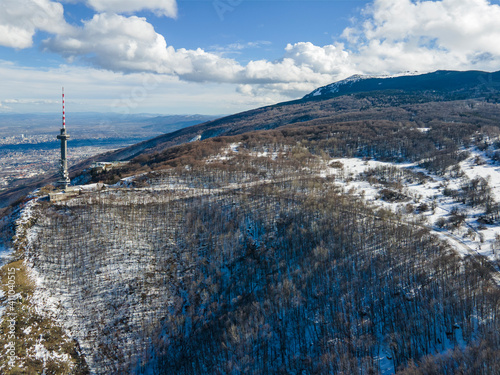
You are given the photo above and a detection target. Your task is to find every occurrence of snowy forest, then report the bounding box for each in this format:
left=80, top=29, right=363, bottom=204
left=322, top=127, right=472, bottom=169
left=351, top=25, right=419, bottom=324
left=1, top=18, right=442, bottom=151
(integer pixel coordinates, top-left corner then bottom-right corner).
left=21, top=137, right=500, bottom=373
left=2, top=80, right=500, bottom=374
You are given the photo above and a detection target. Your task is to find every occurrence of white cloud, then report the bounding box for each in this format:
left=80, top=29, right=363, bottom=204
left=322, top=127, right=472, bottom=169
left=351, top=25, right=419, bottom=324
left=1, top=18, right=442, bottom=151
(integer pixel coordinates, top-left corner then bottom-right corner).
left=283, top=42, right=351, bottom=75
left=43, top=14, right=353, bottom=94
left=0, top=61, right=275, bottom=114
left=43, top=0, right=500, bottom=101
left=227, top=42, right=357, bottom=97
left=83, top=0, right=177, bottom=18
left=4, top=99, right=59, bottom=104
left=3, top=0, right=500, bottom=107
left=345, top=0, right=500, bottom=74
left=0, top=0, right=68, bottom=49
left=43, top=13, right=177, bottom=73
left=42, top=13, right=251, bottom=82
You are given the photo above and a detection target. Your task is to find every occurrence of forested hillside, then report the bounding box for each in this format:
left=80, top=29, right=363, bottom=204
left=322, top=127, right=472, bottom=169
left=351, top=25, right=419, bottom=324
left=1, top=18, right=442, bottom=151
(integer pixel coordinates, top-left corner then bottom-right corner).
left=17, top=150, right=500, bottom=374
left=8, top=130, right=500, bottom=374
left=1, top=70, right=498, bottom=208
left=2, top=71, right=500, bottom=374
left=80, top=71, right=500, bottom=164
left=98, top=98, right=500, bottom=186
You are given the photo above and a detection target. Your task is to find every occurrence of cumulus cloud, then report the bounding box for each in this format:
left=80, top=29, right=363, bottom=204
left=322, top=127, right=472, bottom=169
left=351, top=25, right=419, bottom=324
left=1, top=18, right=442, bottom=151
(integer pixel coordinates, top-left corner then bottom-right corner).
left=5, top=0, right=500, bottom=102
left=80, top=0, right=177, bottom=18
left=0, top=0, right=68, bottom=49
left=345, top=0, right=500, bottom=73
left=238, top=0, right=500, bottom=93
left=43, top=13, right=353, bottom=94
left=234, top=0, right=500, bottom=96
left=234, top=42, right=356, bottom=95
left=283, top=42, right=351, bottom=75
left=42, top=13, right=250, bottom=82
left=43, top=14, right=175, bottom=72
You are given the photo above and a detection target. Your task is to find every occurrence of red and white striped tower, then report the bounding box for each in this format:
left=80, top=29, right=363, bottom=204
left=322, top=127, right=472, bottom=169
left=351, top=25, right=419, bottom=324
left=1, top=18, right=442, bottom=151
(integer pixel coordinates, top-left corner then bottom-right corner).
left=62, top=87, right=65, bottom=128
left=57, top=87, right=70, bottom=189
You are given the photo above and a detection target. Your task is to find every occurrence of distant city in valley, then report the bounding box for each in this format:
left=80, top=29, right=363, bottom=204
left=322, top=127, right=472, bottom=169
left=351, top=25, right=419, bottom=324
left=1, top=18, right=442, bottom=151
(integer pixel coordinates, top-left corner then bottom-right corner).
left=0, top=113, right=218, bottom=191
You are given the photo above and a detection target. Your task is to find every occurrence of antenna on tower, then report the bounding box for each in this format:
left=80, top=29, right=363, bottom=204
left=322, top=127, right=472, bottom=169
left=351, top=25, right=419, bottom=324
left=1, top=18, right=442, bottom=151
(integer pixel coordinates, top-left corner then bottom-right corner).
left=62, top=87, right=65, bottom=129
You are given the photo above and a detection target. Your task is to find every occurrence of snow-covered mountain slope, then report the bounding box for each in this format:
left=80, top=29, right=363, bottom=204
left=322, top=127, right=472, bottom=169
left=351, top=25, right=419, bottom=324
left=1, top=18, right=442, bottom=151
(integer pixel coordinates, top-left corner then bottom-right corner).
left=2, top=72, right=500, bottom=374
left=180, top=140, right=500, bottom=276
left=7, top=132, right=499, bottom=374
left=303, top=70, right=500, bottom=100
left=324, top=150, right=500, bottom=281
left=307, top=71, right=421, bottom=98
left=3, top=70, right=499, bottom=210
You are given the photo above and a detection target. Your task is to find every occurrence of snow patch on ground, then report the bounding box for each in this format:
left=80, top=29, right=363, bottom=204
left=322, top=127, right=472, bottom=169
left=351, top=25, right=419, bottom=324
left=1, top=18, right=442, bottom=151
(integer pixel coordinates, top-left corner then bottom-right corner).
left=77, top=183, right=106, bottom=191
left=460, top=149, right=500, bottom=202
left=308, top=71, right=421, bottom=97
left=206, top=142, right=242, bottom=162
left=1, top=197, right=76, bottom=372
left=0, top=244, right=12, bottom=268
left=326, top=150, right=500, bottom=271
left=206, top=142, right=282, bottom=163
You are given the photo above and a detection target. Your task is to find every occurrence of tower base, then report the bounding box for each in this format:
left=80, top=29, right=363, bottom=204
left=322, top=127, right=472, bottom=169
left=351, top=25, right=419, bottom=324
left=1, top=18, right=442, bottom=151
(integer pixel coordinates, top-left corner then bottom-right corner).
left=56, top=179, right=71, bottom=190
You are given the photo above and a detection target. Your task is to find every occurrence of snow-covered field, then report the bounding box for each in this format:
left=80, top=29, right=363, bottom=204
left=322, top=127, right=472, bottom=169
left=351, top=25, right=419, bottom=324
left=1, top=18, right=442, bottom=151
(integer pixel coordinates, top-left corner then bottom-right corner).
left=325, top=149, right=500, bottom=275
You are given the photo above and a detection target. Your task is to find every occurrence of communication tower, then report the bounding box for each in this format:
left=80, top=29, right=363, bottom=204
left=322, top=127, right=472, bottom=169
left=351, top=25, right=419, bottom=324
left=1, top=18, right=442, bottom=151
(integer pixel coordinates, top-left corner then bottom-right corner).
left=57, top=87, right=70, bottom=189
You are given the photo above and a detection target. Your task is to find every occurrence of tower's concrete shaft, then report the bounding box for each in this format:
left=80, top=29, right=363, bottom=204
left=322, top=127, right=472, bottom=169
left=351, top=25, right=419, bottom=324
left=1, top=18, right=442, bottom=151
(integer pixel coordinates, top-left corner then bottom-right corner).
left=57, top=127, right=70, bottom=189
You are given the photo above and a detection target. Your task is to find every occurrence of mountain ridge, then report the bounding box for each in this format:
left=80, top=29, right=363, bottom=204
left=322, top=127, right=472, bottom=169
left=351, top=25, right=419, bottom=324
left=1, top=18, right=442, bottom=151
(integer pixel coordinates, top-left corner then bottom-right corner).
left=81, top=70, right=500, bottom=169
left=303, top=69, right=500, bottom=100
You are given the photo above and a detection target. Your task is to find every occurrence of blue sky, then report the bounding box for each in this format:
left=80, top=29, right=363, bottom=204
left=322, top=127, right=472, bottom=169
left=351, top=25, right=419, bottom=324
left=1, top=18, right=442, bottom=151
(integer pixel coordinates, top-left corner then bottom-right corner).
left=1, top=0, right=500, bottom=115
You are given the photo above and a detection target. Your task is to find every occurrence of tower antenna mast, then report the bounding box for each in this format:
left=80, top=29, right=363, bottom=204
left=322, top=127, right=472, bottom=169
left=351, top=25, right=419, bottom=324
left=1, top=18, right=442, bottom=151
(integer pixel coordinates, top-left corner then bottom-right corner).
left=57, top=87, right=70, bottom=189
left=62, top=87, right=65, bottom=128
